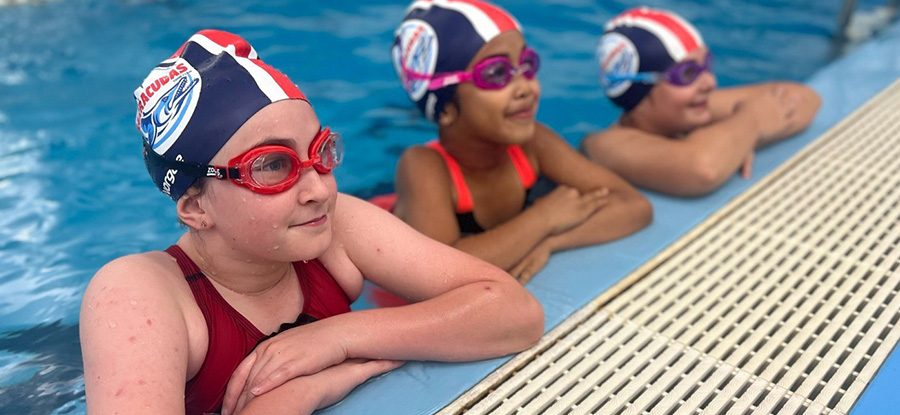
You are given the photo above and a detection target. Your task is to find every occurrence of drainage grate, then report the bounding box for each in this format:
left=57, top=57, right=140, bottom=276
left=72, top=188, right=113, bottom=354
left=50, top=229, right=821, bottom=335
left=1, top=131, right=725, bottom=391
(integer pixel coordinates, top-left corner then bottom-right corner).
left=439, top=79, right=900, bottom=415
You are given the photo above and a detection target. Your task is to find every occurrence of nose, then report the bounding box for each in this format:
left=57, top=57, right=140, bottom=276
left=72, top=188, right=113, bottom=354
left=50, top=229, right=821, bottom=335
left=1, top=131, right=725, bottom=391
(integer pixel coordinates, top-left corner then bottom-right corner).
left=510, top=69, right=538, bottom=99
left=697, top=70, right=717, bottom=92
left=295, top=168, right=333, bottom=206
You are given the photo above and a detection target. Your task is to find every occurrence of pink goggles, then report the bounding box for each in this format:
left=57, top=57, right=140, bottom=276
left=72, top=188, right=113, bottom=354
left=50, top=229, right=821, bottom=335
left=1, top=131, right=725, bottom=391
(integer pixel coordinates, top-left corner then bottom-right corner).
left=404, top=48, right=540, bottom=91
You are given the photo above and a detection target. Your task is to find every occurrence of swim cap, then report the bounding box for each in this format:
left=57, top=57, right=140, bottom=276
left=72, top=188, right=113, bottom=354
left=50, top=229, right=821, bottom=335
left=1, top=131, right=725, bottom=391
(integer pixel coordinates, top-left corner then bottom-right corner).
left=597, top=7, right=704, bottom=112
left=391, top=0, right=521, bottom=122
left=134, top=29, right=308, bottom=201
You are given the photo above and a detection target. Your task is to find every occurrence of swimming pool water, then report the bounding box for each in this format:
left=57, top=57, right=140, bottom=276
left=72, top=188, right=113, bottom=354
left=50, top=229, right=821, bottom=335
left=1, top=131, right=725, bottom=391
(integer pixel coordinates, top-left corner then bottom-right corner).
left=0, top=0, right=847, bottom=413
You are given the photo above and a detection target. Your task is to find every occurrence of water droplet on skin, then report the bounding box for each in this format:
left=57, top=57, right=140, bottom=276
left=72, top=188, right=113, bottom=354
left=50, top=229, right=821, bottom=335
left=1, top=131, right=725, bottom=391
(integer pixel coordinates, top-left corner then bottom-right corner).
left=272, top=246, right=280, bottom=251
left=129, top=299, right=137, bottom=306
left=108, top=320, right=117, bottom=328
left=272, top=224, right=278, bottom=229
left=249, top=215, right=257, bottom=221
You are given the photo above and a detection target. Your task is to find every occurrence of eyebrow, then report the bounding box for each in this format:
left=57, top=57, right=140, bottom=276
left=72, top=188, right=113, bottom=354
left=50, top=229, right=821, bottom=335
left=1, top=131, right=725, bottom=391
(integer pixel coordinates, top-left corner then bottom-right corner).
left=484, top=45, right=528, bottom=60
left=251, top=125, right=324, bottom=149
left=253, top=137, right=296, bottom=148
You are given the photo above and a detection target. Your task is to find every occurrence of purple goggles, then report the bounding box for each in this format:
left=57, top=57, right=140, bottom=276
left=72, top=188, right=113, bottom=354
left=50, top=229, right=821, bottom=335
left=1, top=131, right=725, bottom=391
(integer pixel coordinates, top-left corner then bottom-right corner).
left=404, top=48, right=540, bottom=91
left=604, top=53, right=713, bottom=87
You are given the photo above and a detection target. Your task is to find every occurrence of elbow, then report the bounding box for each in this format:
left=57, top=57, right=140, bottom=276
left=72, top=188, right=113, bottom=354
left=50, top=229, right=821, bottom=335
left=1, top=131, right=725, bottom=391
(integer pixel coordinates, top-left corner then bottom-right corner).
left=493, top=281, right=544, bottom=352
left=515, top=293, right=545, bottom=351
left=676, top=156, right=729, bottom=196
left=631, top=192, right=653, bottom=229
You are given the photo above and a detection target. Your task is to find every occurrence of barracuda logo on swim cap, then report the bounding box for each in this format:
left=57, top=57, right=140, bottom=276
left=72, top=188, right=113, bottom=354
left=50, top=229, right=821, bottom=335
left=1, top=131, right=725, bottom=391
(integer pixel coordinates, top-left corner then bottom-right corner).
left=597, top=33, right=639, bottom=98
left=134, top=29, right=308, bottom=201
left=136, top=60, right=201, bottom=154
left=393, top=19, right=439, bottom=103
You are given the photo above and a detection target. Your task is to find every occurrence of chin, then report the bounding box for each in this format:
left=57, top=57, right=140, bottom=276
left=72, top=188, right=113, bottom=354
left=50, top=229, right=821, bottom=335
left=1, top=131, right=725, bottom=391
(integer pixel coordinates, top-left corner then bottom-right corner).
left=503, top=121, right=536, bottom=144
left=288, top=227, right=333, bottom=261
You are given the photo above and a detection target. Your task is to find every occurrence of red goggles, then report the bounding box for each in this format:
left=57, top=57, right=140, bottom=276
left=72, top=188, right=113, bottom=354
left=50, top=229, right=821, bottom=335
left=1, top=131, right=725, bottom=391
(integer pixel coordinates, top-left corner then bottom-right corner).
left=145, top=127, right=343, bottom=194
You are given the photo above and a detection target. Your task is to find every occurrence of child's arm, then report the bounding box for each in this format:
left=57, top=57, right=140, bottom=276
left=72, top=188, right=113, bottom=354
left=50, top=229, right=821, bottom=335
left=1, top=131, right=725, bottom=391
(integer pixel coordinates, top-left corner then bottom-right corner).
left=532, top=124, right=653, bottom=251
left=710, top=82, right=821, bottom=145
left=235, top=360, right=402, bottom=415
left=80, top=255, right=194, bottom=415
left=393, top=145, right=606, bottom=270
left=222, top=194, right=544, bottom=409
left=582, top=84, right=808, bottom=196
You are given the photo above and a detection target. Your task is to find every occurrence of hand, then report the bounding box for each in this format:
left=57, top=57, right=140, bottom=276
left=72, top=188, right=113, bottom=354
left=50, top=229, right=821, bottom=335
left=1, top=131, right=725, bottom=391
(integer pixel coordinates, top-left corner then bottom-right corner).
left=738, top=85, right=799, bottom=143
left=740, top=151, right=754, bottom=179
left=234, top=359, right=405, bottom=415
left=531, top=185, right=609, bottom=235
left=222, top=322, right=350, bottom=415
left=509, top=241, right=552, bottom=284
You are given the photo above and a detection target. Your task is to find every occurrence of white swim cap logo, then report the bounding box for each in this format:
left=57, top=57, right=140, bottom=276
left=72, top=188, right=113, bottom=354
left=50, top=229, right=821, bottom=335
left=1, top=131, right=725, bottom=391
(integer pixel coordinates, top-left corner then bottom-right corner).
left=135, top=58, right=202, bottom=155
left=392, top=19, right=438, bottom=102
left=597, top=33, right=639, bottom=98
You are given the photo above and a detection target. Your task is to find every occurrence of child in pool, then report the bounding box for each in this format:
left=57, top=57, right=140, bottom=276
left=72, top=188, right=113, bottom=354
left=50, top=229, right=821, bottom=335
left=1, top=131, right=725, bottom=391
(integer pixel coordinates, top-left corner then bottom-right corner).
left=79, top=30, right=543, bottom=415
left=390, top=0, right=652, bottom=283
left=581, top=7, right=821, bottom=196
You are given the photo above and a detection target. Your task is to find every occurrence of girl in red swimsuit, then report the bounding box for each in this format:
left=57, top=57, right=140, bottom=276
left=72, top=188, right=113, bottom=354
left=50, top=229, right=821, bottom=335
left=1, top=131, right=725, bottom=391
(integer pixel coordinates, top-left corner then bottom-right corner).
left=390, top=0, right=653, bottom=283
left=80, top=29, right=543, bottom=415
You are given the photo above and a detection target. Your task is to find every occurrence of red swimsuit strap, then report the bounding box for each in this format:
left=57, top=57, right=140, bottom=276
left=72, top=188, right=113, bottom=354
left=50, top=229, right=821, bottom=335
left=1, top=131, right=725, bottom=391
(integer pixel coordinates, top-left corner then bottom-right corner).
left=426, top=140, right=536, bottom=213
left=506, top=144, right=537, bottom=188
left=426, top=140, right=474, bottom=213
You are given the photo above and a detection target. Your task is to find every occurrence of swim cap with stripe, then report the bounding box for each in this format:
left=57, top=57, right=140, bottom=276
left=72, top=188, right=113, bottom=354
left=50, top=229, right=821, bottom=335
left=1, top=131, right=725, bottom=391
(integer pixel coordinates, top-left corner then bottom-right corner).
left=134, top=29, right=308, bottom=201
left=597, top=7, right=704, bottom=112
left=391, top=0, right=521, bottom=122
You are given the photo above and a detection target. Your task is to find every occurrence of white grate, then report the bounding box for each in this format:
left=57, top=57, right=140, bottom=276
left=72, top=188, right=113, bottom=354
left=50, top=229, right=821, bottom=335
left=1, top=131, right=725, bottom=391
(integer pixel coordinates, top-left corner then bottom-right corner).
left=439, top=79, right=900, bottom=415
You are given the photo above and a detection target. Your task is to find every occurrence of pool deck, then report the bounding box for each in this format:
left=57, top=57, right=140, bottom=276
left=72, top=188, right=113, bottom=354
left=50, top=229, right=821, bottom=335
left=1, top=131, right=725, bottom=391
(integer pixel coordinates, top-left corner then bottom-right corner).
left=318, top=19, right=900, bottom=415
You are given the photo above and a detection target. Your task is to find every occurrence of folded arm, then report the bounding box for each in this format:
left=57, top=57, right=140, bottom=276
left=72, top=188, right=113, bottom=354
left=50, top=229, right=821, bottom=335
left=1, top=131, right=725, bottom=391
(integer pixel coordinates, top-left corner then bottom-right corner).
left=223, top=194, right=544, bottom=410
left=532, top=123, right=652, bottom=251
left=393, top=145, right=563, bottom=270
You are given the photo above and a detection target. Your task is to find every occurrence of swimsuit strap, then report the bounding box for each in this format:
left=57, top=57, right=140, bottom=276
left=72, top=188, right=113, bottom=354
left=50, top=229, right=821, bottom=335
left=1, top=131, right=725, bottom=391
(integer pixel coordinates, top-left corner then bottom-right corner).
left=426, top=140, right=474, bottom=213
left=506, top=145, right=537, bottom=188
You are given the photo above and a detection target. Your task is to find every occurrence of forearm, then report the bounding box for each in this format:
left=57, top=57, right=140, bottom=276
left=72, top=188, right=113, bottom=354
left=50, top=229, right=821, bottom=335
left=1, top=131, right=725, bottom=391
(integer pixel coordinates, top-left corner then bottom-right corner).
left=758, top=83, right=821, bottom=146
left=335, top=278, right=544, bottom=361
left=239, top=381, right=320, bottom=415
left=681, top=111, right=760, bottom=188
left=544, top=190, right=651, bottom=252
left=452, top=207, right=554, bottom=271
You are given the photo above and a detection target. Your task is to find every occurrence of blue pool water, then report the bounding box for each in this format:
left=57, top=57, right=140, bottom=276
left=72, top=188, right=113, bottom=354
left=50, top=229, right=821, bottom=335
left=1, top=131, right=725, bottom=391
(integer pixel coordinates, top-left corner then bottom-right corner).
left=0, top=0, right=851, bottom=413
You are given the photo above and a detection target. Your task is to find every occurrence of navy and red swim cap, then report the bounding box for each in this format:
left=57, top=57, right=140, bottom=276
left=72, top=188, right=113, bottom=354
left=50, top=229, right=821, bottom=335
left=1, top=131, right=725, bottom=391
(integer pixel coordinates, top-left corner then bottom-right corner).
left=597, top=7, right=705, bottom=112
left=392, top=0, right=521, bottom=122
left=134, top=29, right=308, bottom=201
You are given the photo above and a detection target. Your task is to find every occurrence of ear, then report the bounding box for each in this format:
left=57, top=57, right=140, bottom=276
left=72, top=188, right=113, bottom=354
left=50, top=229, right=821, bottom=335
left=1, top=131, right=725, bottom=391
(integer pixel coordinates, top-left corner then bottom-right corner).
left=437, top=100, right=459, bottom=128
left=176, top=186, right=210, bottom=231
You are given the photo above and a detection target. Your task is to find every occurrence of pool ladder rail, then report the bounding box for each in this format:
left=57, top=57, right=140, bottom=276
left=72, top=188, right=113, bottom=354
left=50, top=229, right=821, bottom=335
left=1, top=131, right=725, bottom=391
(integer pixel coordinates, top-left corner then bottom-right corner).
left=439, top=78, right=900, bottom=415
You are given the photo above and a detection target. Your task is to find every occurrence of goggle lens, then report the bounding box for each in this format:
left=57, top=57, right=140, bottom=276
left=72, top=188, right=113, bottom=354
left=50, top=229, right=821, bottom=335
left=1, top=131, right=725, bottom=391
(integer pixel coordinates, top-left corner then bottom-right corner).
left=314, top=131, right=344, bottom=173
left=665, top=54, right=713, bottom=86
left=249, top=151, right=298, bottom=187
left=472, top=48, right=540, bottom=90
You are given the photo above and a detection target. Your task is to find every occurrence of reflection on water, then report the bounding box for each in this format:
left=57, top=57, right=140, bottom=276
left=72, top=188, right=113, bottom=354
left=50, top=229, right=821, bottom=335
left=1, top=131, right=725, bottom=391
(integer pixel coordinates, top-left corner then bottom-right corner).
left=0, top=0, right=841, bottom=413
left=0, top=322, right=84, bottom=415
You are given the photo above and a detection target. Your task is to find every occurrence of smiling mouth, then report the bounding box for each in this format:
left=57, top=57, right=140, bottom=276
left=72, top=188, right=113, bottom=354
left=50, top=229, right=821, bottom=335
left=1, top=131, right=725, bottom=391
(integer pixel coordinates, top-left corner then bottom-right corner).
left=293, top=215, right=327, bottom=227
left=507, top=105, right=536, bottom=119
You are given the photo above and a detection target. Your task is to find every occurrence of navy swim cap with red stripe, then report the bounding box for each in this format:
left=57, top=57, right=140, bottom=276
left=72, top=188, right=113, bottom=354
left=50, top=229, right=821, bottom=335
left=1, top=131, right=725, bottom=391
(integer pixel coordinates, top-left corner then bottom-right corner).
left=392, top=0, right=521, bottom=122
left=597, top=7, right=705, bottom=112
left=134, top=30, right=308, bottom=201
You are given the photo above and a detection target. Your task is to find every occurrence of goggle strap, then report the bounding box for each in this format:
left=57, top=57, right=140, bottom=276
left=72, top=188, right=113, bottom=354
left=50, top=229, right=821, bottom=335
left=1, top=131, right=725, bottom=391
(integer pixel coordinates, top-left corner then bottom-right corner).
left=143, top=145, right=213, bottom=178
left=143, top=144, right=241, bottom=182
